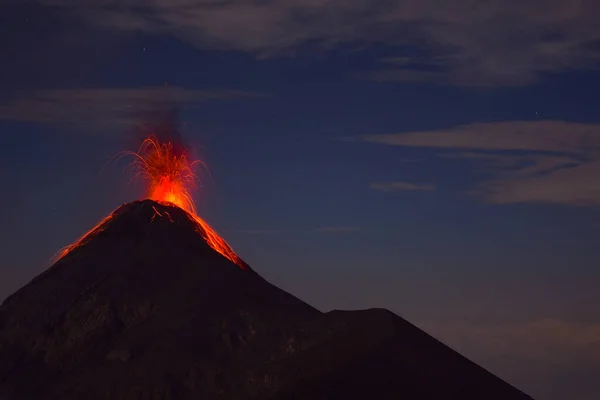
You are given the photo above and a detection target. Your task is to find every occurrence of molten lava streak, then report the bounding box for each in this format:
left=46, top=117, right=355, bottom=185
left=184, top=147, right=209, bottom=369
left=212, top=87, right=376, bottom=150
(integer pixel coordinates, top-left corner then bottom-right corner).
left=56, top=135, right=245, bottom=269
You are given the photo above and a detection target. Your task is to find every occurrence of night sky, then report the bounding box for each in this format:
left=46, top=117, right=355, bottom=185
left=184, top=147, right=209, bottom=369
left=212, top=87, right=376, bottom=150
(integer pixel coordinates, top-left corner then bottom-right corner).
left=2, top=2, right=600, bottom=399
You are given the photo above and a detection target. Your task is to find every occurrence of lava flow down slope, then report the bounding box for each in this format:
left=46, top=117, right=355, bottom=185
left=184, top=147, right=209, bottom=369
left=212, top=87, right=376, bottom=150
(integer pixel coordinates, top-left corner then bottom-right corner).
left=0, top=133, right=534, bottom=399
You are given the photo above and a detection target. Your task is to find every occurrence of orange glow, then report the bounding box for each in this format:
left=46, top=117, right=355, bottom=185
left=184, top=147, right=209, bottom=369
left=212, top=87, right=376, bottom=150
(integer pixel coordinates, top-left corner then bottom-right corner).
left=56, top=135, right=246, bottom=269
left=187, top=211, right=245, bottom=268
left=126, top=135, right=202, bottom=215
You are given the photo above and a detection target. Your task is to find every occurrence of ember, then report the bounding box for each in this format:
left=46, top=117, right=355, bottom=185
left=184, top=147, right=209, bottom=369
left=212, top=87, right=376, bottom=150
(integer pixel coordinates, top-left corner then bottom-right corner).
left=56, top=134, right=245, bottom=269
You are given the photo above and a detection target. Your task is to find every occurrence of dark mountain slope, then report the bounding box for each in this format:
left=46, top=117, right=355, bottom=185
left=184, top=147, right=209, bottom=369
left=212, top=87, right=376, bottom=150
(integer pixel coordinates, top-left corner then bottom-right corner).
left=0, top=200, right=533, bottom=399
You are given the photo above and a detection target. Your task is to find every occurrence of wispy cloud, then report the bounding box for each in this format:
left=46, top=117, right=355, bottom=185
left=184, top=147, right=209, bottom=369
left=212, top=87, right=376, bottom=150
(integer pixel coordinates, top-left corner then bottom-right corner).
left=361, top=120, right=600, bottom=206
left=363, top=121, right=600, bottom=153
left=473, top=161, right=600, bottom=206
left=0, top=87, right=260, bottom=131
left=370, top=181, right=436, bottom=192
left=366, top=68, right=445, bottom=85
left=315, top=226, right=359, bottom=233
left=30, top=0, right=600, bottom=86
left=441, top=152, right=580, bottom=174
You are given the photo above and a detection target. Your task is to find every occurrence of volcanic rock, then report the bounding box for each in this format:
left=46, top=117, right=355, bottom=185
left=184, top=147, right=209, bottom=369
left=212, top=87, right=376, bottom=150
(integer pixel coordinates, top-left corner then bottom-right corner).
left=0, top=200, right=533, bottom=399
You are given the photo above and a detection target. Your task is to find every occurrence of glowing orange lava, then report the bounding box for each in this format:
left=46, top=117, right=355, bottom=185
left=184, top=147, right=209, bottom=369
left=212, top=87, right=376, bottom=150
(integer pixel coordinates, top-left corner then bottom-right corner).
left=54, top=213, right=115, bottom=261
left=55, top=135, right=245, bottom=269
left=127, top=135, right=202, bottom=215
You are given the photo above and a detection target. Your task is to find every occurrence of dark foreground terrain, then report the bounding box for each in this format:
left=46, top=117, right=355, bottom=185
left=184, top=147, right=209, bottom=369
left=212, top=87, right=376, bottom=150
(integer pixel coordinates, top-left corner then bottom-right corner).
left=0, top=200, right=533, bottom=399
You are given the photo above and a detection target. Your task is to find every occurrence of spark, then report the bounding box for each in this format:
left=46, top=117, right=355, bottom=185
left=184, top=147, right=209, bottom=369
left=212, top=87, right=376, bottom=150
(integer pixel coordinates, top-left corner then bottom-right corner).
left=130, top=135, right=244, bottom=267
left=121, top=135, right=206, bottom=215
left=55, top=134, right=245, bottom=269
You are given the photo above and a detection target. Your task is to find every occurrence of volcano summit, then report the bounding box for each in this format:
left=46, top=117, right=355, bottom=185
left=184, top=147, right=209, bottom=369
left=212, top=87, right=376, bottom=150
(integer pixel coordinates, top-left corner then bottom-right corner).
left=0, top=199, right=532, bottom=399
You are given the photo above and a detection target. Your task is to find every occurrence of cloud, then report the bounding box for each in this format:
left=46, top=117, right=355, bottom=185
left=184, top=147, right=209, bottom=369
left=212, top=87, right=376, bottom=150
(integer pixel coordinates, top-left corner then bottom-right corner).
left=366, top=68, right=445, bottom=84
left=370, top=181, right=436, bottom=192
left=379, top=56, right=420, bottom=67
left=475, top=161, right=600, bottom=205
left=0, top=86, right=260, bottom=131
left=362, top=120, right=600, bottom=205
left=442, top=152, right=580, bottom=174
left=363, top=120, right=600, bottom=153
left=315, top=226, right=359, bottom=233
left=420, top=318, right=600, bottom=364
left=29, top=0, right=600, bottom=86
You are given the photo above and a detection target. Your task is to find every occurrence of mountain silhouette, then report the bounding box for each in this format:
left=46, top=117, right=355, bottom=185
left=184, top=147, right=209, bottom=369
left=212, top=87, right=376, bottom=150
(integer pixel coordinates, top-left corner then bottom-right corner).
left=0, top=200, right=533, bottom=399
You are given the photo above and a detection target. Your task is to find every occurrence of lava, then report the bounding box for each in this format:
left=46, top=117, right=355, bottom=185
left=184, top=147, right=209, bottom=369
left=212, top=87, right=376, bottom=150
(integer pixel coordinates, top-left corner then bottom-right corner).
left=56, top=135, right=245, bottom=269
left=54, top=213, right=116, bottom=261
left=127, top=135, right=203, bottom=215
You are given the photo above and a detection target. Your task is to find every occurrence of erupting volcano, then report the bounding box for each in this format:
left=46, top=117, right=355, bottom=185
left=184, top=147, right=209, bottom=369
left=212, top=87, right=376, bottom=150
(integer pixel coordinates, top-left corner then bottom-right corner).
left=57, top=133, right=245, bottom=269
left=0, top=113, right=533, bottom=400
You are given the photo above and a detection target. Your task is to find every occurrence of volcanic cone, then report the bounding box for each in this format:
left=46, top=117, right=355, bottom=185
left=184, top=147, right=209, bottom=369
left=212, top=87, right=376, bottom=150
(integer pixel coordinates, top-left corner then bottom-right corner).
left=0, top=200, right=533, bottom=400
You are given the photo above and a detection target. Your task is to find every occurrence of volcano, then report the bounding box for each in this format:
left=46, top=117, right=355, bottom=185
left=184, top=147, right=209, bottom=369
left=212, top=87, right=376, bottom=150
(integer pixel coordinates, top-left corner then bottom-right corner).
left=0, top=200, right=533, bottom=400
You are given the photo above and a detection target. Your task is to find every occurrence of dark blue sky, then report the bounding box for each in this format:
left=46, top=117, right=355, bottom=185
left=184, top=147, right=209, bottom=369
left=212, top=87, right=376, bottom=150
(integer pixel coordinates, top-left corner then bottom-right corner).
left=2, top=2, right=600, bottom=399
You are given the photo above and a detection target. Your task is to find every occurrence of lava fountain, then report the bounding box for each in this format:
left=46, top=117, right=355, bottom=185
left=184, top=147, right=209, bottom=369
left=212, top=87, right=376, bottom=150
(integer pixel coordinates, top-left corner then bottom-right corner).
left=126, top=135, right=203, bottom=215
left=56, top=134, right=245, bottom=269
